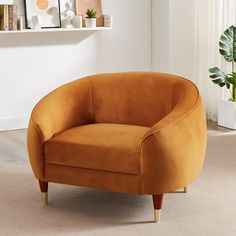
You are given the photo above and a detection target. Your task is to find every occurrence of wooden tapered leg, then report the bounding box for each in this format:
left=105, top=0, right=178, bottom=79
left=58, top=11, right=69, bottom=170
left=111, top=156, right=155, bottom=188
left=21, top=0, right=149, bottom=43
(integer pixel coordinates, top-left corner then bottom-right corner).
left=184, top=186, right=189, bottom=193
left=39, top=181, right=48, bottom=205
left=152, top=194, right=164, bottom=222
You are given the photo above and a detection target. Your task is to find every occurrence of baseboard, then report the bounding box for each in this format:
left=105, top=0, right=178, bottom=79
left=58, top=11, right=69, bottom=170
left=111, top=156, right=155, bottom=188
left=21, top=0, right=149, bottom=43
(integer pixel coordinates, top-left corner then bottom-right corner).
left=0, top=117, right=29, bottom=131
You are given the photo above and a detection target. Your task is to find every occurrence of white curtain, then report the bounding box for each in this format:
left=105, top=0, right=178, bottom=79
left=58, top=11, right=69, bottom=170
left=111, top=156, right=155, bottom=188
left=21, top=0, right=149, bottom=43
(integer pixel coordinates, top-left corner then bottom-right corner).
left=193, top=0, right=236, bottom=121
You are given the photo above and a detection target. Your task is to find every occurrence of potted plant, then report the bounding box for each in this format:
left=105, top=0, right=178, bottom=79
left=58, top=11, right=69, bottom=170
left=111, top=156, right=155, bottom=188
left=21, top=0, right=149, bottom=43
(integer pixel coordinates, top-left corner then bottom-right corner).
left=85, top=9, right=97, bottom=28
left=209, top=25, right=236, bottom=129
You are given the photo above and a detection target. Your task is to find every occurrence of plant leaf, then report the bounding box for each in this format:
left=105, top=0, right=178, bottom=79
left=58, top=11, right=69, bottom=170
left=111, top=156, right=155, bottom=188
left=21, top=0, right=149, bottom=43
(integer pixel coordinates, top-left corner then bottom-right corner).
left=208, top=67, right=220, bottom=73
left=218, top=82, right=226, bottom=87
left=219, top=25, right=236, bottom=62
left=208, top=67, right=229, bottom=88
left=212, top=78, right=224, bottom=83
left=86, top=8, right=97, bottom=18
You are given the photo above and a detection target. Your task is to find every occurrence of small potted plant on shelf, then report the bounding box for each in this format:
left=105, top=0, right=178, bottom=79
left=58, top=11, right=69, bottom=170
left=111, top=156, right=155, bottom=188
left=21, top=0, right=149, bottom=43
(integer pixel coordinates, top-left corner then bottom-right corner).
left=209, top=25, right=236, bottom=129
left=85, top=8, right=97, bottom=28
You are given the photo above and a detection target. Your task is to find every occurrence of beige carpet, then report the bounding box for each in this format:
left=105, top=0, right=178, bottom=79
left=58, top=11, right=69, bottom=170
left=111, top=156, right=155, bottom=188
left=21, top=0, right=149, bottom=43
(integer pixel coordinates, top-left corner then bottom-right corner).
left=0, top=132, right=236, bottom=236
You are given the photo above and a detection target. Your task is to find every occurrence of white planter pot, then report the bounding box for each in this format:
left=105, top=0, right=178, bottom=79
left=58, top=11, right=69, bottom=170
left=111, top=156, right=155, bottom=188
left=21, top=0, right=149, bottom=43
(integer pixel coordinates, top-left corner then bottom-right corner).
left=85, top=18, right=96, bottom=28
left=218, top=99, right=236, bottom=129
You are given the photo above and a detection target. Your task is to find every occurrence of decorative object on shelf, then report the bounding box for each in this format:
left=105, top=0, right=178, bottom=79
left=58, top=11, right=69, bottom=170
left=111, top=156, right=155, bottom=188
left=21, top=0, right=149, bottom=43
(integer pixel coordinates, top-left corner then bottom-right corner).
left=31, top=15, right=41, bottom=30
left=0, top=4, right=17, bottom=31
left=209, top=25, right=236, bottom=129
left=85, top=8, right=96, bottom=28
left=17, top=17, right=23, bottom=30
left=61, top=1, right=75, bottom=28
left=0, top=5, right=9, bottom=31
left=8, top=5, right=17, bottom=30
left=71, top=15, right=82, bottom=28
left=75, top=0, right=103, bottom=27
left=24, top=0, right=61, bottom=29
left=103, top=15, right=112, bottom=28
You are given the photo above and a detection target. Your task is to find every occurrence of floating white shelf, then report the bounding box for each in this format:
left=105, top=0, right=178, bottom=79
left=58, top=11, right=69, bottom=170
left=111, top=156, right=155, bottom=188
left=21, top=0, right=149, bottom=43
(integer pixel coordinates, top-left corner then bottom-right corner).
left=0, top=27, right=112, bottom=34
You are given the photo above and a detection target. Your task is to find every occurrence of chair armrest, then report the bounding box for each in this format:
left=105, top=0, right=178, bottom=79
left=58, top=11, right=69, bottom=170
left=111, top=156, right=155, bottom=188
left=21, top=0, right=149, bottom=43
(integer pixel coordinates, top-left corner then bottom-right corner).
left=140, top=95, right=207, bottom=194
left=27, top=78, right=93, bottom=179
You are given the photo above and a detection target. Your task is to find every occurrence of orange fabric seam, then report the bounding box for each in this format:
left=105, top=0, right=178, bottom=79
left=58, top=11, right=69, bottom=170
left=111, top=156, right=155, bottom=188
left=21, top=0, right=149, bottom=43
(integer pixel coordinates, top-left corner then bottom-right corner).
left=30, top=118, right=46, bottom=179
left=45, top=163, right=140, bottom=176
left=30, top=118, right=44, bottom=143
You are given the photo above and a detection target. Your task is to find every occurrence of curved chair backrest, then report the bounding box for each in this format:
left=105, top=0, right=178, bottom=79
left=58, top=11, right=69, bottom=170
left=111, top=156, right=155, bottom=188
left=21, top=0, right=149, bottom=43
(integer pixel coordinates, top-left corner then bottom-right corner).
left=88, top=72, right=199, bottom=127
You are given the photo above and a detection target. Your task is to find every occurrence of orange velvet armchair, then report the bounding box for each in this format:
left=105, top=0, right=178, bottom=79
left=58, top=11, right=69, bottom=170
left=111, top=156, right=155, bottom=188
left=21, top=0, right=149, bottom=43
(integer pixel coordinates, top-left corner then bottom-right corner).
left=27, top=72, right=207, bottom=222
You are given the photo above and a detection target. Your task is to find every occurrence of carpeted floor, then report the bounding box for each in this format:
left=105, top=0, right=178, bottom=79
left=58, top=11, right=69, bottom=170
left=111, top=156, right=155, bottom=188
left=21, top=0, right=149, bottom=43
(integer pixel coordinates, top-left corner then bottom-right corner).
left=0, top=130, right=236, bottom=235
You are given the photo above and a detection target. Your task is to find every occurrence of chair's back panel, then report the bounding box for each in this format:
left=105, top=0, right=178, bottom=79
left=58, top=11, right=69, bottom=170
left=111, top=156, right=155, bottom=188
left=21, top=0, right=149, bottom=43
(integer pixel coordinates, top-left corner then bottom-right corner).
left=89, top=72, right=188, bottom=127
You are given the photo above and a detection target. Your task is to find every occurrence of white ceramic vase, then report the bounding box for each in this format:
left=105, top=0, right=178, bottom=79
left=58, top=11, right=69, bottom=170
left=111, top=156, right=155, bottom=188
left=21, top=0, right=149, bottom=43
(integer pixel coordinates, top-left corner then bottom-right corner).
left=218, top=99, right=236, bottom=129
left=71, top=15, right=83, bottom=28
left=85, top=18, right=96, bottom=28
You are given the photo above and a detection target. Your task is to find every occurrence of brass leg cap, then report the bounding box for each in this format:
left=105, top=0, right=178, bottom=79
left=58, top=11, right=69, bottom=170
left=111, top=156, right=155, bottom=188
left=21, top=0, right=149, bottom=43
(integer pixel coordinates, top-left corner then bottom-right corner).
left=184, top=186, right=189, bottom=193
left=154, top=209, right=161, bottom=222
left=41, top=192, right=48, bottom=205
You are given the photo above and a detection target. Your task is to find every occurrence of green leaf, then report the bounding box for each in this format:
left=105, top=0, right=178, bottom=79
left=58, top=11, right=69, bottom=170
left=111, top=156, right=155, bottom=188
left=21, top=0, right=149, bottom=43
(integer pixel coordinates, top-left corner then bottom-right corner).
left=208, top=67, right=228, bottom=88
left=212, top=78, right=224, bottom=83
left=210, top=74, right=221, bottom=79
left=226, top=77, right=234, bottom=84
left=86, top=8, right=97, bottom=18
left=219, top=42, right=229, bottom=49
left=225, top=73, right=236, bottom=85
left=218, top=82, right=226, bottom=87
left=209, top=67, right=221, bottom=73
left=219, top=25, right=236, bottom=62
left=220, top=35, right=228, bottom=42
left=232, top=72, right=236, bottom=78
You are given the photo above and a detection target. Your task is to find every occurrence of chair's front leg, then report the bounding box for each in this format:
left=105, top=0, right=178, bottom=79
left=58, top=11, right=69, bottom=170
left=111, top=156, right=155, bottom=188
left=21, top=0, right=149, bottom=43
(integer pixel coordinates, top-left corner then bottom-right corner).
left=152, top=194, right=164, bottom=222
left=184, top=185, right=189, bottom=193
left=39, top=181, right=48, bottom=205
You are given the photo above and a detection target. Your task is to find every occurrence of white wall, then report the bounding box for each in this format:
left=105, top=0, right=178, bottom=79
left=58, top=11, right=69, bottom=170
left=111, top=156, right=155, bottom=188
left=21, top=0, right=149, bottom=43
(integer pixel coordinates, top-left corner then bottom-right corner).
left=169, top=0, right=196, bottom=79
left=152, top=0, right=196, bottom=79
left=0, top=0, right=151, bottom=131
left=151, top=0, right=170, bottom=72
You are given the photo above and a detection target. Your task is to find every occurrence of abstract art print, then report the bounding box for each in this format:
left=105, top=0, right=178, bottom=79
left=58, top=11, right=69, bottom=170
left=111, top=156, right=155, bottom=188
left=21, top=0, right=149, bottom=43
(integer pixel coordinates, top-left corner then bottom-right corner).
left=24, top=0, right=61, bottom=28
left=75, top=0, right=103, bottom=27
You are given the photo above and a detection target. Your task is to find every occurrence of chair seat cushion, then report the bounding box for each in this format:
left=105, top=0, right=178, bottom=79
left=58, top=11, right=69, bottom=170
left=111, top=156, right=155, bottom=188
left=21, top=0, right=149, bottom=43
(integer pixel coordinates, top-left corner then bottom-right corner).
left=44, top=123, right=149, bottom=175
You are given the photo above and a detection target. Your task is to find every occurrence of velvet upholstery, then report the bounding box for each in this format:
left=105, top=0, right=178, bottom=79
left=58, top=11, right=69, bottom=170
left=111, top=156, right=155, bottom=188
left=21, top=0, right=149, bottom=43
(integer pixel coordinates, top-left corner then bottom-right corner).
left=44, top=123, right=149, bottom=175
left=45, top=165, right=140, bottom=194
left=27, top=72, right=207, bottom=195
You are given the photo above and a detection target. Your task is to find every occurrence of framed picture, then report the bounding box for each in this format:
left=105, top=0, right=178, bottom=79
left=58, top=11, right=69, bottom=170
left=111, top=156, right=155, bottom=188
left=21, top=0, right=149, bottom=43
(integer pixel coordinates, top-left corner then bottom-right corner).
left=24, top=0, right=61, bottom=29
left=75, top=0, right=103, bottom=27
